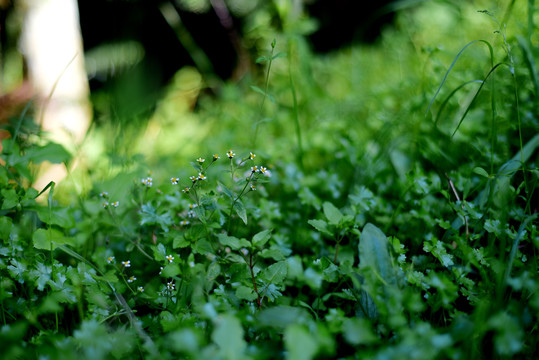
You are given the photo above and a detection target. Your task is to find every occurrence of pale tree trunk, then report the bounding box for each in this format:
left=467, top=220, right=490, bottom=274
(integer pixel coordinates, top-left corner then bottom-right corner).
left=20, top=0, right=91, bottom=191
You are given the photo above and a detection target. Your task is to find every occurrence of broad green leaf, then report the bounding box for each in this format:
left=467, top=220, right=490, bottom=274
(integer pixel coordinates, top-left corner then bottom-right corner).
left=235, top=285, right=258, bottom=301
left=36, top=206, right=74, bottom=228
left=217, top=234, right=249, bottom=250
left=252, top=229, right=272, bottom=248
left=33, top=228, right=69, bottom=250
left=260, top=261, right=287, bottom=285
left=0, top=216, right=13, bottom=240
left=25, top=142, right=71, bottom=164
left=233, top=199, right=248, bottom=225
left=342, top=318, right=378, bottom=346
left=1, top=189, right=18, bottom=210
left=257, top=306, right=310, bottom=329
left=284, top=324, right=318, bottom=360
left=162, top=263, right=180, bottom=278
left=359, top=223, right=397, bottom=286
left=323, top=201, right=343, bottom=225
left=259, top=247, right=286, bottom=261
left=211, top=314, right=246, bottom=360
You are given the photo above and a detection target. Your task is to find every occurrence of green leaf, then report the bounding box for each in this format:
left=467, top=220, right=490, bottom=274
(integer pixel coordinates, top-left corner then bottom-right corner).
left=250, top=85, right=266, bottom=96
left=1, top=189, right=19, bottom=209
left=217, top=234, right=249, bottom=250
left=218, top=181, right=234, bottom=199
left=255, top=56, right=269, bottom=63
left=30, top=263, right=52, bottom=291
left=359, top=223, right=397, bottom=286
left=260, top=261, right=287, bottom=285
left=473, top=166, right=489, bottom=178
left=173, top=235, right=190, bottom=249
left=211, top=314, right=246, bottom=360
left=323, top=201, right=343, bottom=225
left=257, top=306, right=310, bottom=329
left=259, top=247, right=286, bottom=261
left=308, top=219, right=332, bottom=236
left=252, top=229, right=272, bottom=248
left=25, top=142, right=71, bottom=164
left=284, top=324, right=318, bottom=360
left=36, top=206, right=74, bottom=228
left=235, top=285, right=258, bottom=301
left=233, top=199, right=248, bottom=225
left=342, top=318, right=378, bottom=346
left=33, top=228, right=69, bottom=250
left=162, top=263, right=180, bottom=278
left=140, top=203, right=173, bottom=232
left=0, top=216, right=13, bottom=240
left=272, top=51, right=287, bottom=60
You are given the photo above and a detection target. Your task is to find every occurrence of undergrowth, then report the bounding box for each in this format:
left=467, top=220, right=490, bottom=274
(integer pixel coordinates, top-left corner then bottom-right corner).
left=1, top=1, right=538, bottom=359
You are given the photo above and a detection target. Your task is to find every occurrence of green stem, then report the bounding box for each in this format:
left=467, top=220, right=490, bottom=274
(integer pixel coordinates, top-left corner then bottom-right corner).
left=288, top=39, right=304, bottom=170
left=253, top=41, right=276, bottom=145
left=249, top=253, right=262, bottom=310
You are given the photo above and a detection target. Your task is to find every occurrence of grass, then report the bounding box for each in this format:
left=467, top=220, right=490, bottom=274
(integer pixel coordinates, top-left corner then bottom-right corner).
left=0, top=1, right=538, bottom=359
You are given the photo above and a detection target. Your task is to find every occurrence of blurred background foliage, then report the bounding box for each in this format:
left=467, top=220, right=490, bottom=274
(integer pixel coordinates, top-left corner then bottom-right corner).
left=0, top=0, right=535, bottom=200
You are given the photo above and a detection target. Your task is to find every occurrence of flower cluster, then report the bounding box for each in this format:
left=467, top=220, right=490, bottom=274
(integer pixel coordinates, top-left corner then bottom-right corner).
left=141, top=177, right=153, bottom=187
left=100, top=191, right=119, bottom=209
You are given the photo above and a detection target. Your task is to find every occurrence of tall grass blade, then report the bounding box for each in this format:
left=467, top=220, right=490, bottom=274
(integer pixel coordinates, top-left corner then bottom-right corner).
left=426, top=40, right=494, bottom=117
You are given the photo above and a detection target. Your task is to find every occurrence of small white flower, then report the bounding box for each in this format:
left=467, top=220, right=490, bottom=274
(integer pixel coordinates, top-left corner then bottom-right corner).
left=121, top=260, right=131, bottom=268
left=166, top=254, right=175, bottom=263
left=106, top=256, right=115, bottom=264
left=137, top=286, right=145, bottom=292
left=127, top=276, right=136, bottom=283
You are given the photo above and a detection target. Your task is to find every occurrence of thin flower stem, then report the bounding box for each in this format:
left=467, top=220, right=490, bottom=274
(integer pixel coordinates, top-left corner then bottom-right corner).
left=249, top=253, right=262, bottom=310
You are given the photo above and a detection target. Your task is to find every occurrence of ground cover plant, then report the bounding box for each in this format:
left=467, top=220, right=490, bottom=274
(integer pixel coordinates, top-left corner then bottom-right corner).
left=1, top=0, right=538, bottom=359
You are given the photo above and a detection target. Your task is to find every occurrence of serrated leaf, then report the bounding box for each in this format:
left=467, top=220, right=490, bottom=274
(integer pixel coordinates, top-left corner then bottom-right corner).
left=233, top=199, right=248, bottom=225
left=30, top=263, right=52, bottom=291
left=260, top=261, right=287, bottom=285
left=173, top=235, right=190, bottom=249
left=252, top=229, right=272, bottom=248
left=323, top=201, right=343, bottom=225
left=308, top=219, right=332, bottom=236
